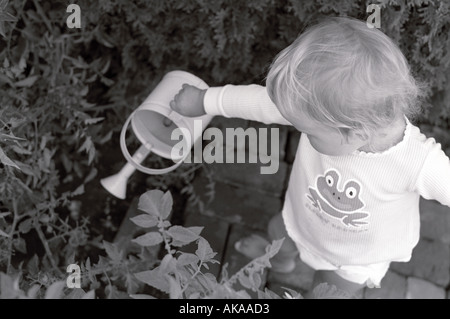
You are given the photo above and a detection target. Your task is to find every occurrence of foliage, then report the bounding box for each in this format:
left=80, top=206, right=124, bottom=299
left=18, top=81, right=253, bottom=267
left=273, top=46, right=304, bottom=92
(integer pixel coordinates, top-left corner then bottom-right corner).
left=0, top=0, right=208, bottom=279
left=129, top=190, right=285, bottom=299
left=0, top=271, right=95, bottom=299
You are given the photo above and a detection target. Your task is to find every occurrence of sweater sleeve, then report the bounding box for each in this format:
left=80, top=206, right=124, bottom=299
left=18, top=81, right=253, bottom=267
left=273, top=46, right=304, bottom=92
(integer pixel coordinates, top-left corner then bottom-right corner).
left=203, top=84, right=292, bottom=126
left=414, top=141, right=450, bottom=207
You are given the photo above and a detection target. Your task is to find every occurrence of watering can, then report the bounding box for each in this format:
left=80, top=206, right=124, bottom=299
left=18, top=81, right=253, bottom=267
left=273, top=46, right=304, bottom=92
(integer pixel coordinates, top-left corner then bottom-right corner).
left=100, top=70, right=212, bottom=199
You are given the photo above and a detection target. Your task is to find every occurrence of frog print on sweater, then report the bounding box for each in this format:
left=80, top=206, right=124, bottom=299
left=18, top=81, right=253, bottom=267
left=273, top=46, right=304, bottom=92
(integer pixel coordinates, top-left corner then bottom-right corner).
left=306, top=169, right=370, bottom=227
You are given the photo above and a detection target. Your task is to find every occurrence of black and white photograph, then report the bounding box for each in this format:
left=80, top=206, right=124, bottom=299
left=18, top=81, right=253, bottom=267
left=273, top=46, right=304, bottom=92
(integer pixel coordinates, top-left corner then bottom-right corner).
left=0, top=0, right=449, bottom=302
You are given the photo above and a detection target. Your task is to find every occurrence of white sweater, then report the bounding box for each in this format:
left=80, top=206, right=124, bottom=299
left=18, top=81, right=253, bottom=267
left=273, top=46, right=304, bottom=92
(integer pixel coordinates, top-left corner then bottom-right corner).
left=204, top=84, right=450, bottom=266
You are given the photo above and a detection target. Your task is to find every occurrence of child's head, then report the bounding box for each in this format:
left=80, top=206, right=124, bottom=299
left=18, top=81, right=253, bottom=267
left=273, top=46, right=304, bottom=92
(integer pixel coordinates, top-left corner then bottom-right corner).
left=266, top=16, right=424, bottom=155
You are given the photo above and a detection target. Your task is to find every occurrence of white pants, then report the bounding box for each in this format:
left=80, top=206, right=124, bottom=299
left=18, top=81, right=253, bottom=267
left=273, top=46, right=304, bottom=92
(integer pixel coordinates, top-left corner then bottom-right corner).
left=269, top=213, right=392, bottom=288
left=295, top=242, right=390, bottom=288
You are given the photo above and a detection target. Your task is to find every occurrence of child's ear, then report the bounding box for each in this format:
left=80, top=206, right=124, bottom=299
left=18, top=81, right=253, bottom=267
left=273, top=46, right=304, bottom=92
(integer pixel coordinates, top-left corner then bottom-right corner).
left=338, top=127, right=369, bottom=144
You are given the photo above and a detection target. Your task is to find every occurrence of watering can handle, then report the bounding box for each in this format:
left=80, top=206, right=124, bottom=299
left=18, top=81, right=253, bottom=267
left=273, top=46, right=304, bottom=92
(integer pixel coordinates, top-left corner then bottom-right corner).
left=120, top=111, right=185, bottom=175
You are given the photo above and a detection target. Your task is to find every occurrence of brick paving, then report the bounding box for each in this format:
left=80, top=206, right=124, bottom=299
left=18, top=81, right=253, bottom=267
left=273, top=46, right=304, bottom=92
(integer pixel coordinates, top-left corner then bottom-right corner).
left=179, top=120, right=450, bottom=299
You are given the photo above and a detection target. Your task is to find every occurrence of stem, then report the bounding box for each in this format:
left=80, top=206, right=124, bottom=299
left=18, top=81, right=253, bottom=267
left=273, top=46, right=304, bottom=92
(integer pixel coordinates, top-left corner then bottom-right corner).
left=33, top=120, right=38, bottom=152
left=34, top=219, right=63, bottom=276
left=6, top=198, right=19, bottom=274
left=225, top=256, right=264, bottom=287
left=7, top=0, right=26, bottom=56
left=159, top=221, right=174, bottom=257
left=180, top=164, right=203, bottom=178
left=31, top=0, right=53, bottom=33
left=179, top=261, right=204, bottom=297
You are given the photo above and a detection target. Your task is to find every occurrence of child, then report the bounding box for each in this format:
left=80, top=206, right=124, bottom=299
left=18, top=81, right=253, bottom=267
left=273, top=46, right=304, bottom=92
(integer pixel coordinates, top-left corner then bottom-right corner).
left=170, top=16, right=450, bottom=298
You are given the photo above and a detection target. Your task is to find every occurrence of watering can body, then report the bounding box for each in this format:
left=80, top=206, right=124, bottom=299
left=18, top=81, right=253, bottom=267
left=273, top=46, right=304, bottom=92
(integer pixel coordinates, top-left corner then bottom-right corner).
left=101, top=70, right=212, bottom=199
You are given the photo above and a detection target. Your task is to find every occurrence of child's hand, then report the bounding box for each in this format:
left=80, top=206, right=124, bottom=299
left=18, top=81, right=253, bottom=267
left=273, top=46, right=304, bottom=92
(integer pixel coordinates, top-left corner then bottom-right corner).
left=169, top=84, right=207, bottom=117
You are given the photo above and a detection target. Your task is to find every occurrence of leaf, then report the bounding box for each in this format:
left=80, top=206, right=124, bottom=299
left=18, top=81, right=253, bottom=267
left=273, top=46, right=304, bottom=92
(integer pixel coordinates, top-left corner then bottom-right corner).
left=167, top=225, right=199, bottom=245
left=0, top=73, right=13, bottom=85
left=0, top=212, right=10, bottom=219
left=102, top=241, right=123, bottom=262
left=27, top=255, right=39, bottom=277
left=78, top=136, right=93, bottom=154
left=15, top=162, right=34, bottom=177
left=232, top=289, right=252, bottom=299
left=94, top=28, right=116, bottom=48
left=159, top=254, right=176, bottom=273
left=312, top=283, right=355, bottom=299
left=84, top=117, right=104, bottom=125
left=0, top=272, right=20, bottom=299
left=186, top=226, right=203, bottom=236
left=125, top=273, right=140, bottom=294
left=14, top=75, right=39, bottom=88
left=177, top=253, right=199, bottom=266
left=195, top=237, right=216, bottom=262
left=64, top=288, right=86, bottom=299
left=134, top=267, right=170, bottom=294
left=0, top=146, right=20, bottom=169
left=168, top=276, right=182, bottom=299
left=0, top=228, right=9, bottom=238
left=251, top=272, right=262, bottom=289
left=100, top=75, right=114, bottom=87
left=159, top=191, right=173, bottom=219
left=61, top=153, right=73, bottom=172
left=131, top=232, right=163, bottom=247
left=130, top=294, right=156, bottom=299
left=85, top=258, right=96, bottom=283
left=81, top=290, right=96, bottom=299
left=0, top=133, right=26, bottom=142
left=138, top=190, right=165, bottom=217
left=0, top=0, right=17, bottom=22
left=13, top=237, right=27, bottom=254
left=265, top=238, right=285, bottom=258
left=257, top=288, right=282, bottom=300
left=220, top=264, right=229, bottom=281
left=43, top=148, right=53, bottom=168
left=12, top=145, right=31, bottom=155
left=130, top=214, right=158, bottom=228
left=170, top=239, right=190, bottom=248
left=18, top=218, right=33, bottom=234
left=88, top=145, right=96, bottom=165
left=1, top=0, right=8, bottom=11
left=188, top=292, right=201, bottom=299
left=105, top=284, right=125, bottom=299
left=44, top=282, right=66, bottom=299
left=27, top=285, right=40, bottom=299
left=99, top=130, right=113, bottom=144
left=282, top=287, right=303, bottom=299
left=83, top=168, right=97, bottom=184
left=71, top=185, right=85, bottom=196
left=238, top=273, right=253, bottom=289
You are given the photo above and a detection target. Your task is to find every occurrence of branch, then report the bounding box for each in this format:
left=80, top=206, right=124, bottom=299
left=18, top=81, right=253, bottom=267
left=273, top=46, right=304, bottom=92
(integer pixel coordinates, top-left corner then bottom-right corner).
left=6, top=198, right=19, bottom=274
left=33, top=218, right=63, bottom=276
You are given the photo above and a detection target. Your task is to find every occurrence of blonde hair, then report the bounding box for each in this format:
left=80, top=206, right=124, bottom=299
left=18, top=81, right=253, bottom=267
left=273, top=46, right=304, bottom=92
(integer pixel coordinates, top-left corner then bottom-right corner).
left=266, top=16, right=425, bottom=138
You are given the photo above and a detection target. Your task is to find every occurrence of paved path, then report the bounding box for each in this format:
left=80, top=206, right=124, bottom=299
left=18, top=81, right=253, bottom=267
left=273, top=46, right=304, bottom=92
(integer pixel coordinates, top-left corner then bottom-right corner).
left=180, top=117, right=450, bottom=299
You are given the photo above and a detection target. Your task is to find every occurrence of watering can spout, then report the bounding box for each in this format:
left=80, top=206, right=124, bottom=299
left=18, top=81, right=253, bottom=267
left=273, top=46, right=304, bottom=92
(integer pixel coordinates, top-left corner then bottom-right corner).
left=100, top=144, right=152, bottom=199
left=100, top=171, right=129, bottom=200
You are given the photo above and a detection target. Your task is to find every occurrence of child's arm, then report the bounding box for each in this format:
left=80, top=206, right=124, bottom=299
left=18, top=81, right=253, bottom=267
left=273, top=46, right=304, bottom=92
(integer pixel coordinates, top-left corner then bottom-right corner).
left=414, top=142, right=450, bottom=207
left=170, top=84, right=292, bottom=126
left=204, top=85, right=292, bottom=125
